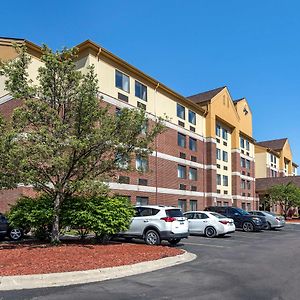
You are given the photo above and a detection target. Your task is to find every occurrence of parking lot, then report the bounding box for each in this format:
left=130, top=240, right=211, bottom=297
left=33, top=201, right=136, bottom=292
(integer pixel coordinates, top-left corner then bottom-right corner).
left=2, top=224, right=300, bottom=300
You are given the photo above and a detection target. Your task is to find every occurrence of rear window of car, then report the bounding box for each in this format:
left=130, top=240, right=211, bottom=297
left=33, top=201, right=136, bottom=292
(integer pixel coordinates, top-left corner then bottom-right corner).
left=166, top=209, right=183, bottom=217
left=210, top=212, right=226, bottom=219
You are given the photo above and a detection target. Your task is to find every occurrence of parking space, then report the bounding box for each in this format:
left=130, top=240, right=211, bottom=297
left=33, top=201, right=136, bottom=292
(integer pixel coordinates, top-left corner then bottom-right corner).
left=2, top=224, right=300, bottom=300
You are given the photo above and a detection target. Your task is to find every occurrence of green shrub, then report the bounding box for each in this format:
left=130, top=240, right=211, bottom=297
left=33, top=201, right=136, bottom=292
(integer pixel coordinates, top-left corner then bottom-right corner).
left=61, top=196, right=135, bottom=240
left=8, top=194, right=135, bottom=242
left=8, top=195, right=53, bottom=240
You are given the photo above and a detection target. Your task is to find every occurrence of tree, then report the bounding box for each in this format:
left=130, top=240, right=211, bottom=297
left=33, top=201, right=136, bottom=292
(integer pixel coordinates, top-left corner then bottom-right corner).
left=267, top=183, right=300, bottom=219
left=0, top=45, right=164, bottom=243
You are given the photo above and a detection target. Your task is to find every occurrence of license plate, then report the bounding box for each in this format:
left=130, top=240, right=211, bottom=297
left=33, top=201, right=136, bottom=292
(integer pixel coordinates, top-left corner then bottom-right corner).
left=180, top=222, right=184, bottom=225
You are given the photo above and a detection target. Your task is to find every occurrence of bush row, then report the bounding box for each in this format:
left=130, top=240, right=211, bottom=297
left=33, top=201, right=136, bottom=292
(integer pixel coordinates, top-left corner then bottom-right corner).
left=8, top=194, right=135, bottom=241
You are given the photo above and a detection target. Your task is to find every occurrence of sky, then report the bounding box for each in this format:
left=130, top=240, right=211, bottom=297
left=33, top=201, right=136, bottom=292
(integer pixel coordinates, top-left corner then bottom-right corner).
left=1, top=0, right=300, bottom=164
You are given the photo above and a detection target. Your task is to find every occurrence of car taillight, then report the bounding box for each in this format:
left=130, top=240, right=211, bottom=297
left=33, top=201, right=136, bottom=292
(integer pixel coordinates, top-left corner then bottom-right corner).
left=161, top=217, right=176, bottom=222
left=219, top=220, right=229, bottom=225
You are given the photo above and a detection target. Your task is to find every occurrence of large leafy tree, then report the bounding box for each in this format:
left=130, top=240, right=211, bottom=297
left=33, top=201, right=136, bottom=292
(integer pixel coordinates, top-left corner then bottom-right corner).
left=0, top=45, right=163, bottom=243
left=267, top=183, right=300, bottom=219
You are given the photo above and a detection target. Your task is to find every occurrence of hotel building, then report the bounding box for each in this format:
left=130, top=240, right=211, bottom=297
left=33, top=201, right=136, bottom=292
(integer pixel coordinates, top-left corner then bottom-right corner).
left=0, top=37, right=259, bottom=212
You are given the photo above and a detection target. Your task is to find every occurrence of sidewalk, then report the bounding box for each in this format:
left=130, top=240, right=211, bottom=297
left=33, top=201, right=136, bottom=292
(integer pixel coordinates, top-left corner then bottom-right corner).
left=0, top=250, right=196, bottom=291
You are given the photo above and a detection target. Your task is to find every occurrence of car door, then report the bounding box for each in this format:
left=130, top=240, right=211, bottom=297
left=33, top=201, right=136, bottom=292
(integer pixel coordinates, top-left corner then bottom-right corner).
left=226, top=208, right=243, bottom=228
left=0, top=214, right=8, bottom=235
left=124, top=207, right=150, bottom=236
left=188, top=213, right=209, bottom=233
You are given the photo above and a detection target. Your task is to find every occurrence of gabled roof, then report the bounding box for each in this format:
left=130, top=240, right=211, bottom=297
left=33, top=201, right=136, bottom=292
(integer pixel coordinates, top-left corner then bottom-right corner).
left=187, top=86, right=226, bottom=104
left=233, top=98, right=244, bottom=104
left=256, top=138, right=288, bottom=151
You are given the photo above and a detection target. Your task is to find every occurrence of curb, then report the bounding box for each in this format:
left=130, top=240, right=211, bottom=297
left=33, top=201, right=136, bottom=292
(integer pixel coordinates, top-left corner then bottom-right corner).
left=0, top=250, right=196, bottom=291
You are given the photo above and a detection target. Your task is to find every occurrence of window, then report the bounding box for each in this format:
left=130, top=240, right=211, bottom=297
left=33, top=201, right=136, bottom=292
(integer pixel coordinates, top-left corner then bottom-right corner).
left=246, top=140, right=250, bottom=151
left=178, top=133, right=186, bottom=148
left=246, top=159, right=250, bottom=170
left=118, top=92, right=128, bottom=102
left=223, top=151, right=228, bottom=162
left=217, top=174, right=221, bottom=185
left=246, top=203, right=251, bottom=211
left=191, top=185, right=197, bottom=191
left=179, top=152, right=186, bottom=159
left=216, top=125, right=221, bottom=137
left=188, top=110, right=196, bottom=125
left=135, top=81, right=147, bottom=101
left=177, top=104, right=185, bottom=120
left=217, top=164, right=220, bottom=169
left=247, top=181, right=251, bottom=190
left=223, top=201, right=229, bottom=207
left=191, top=155, right=197, bottom=162
left=115, top=107, right=121, bottom=116
left=178, top=199, right=187, bottom=212
left=179, top=184, right=187, bottom=190
left=222, top=128, right=228, bottom=140
left=190, top=200, right=197, bottom=211
left=178, top=120, right=185, bottom=127
left=240, top=137, right=245, bottom=149
left=140, top=120, right=148, bottom=135
left=136, top=196, right=149, bottom=206
left=136, top=156, right=148, bottom=172
left=178, top=165, right=187, bottom=179
left=189, top=137, right=197, bottom=151
left=223, top=175, right=228, bottom=186
left=216, top=148, right=221, bottom=160
left=217, top=201, right=222, bottom=207
left=190, top=126, right=195, bottom=132
left=224, top=190, right=228, bottom=194
left=241, top=179, right=246, bottom=189
left=115, top=70, right=129, bottom=92
left=137, top=101, right=146, bottom=110
left=189, top=168, right=197, bottom=181
left=217, top=189, right=221, bottom=194
left=118, top=176, right=130, bottom=184
left=241, top=202, right=246, bottom=210
left=241, top=158, right=246, bottom=168
left=138, top=178, right=148, bottom=186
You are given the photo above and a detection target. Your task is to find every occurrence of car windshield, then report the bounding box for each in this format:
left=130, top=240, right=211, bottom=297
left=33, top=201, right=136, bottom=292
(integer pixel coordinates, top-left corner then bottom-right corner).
left=235, top=208, right=250, bottom=216
left=210, top=212, right=226, bottom=219
left=264, top=211, right=276, bottom=216
left=166, top=209, right=183, bottom=217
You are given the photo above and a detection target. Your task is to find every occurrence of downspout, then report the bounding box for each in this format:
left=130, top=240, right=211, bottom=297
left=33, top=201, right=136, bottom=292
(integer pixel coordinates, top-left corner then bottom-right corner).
left=154, top=82, right=160, bottom=205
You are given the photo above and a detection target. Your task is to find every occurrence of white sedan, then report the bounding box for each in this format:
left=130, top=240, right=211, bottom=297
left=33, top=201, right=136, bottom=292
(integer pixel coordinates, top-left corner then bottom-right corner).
left=184, top=211, right=235, bottom=238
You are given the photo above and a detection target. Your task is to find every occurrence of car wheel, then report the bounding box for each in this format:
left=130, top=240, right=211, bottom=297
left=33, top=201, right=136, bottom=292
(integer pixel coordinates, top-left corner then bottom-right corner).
left=204, top=226, right=217, bottom=238
left=168, top=238, right=181, bottom=245
left=9, top=228, right=23, bottom=241
left=242, top=222, right=254, bottom=232
left=267, top=222, right=272, bottom=230
left=144, top=229, right=161, bottom=245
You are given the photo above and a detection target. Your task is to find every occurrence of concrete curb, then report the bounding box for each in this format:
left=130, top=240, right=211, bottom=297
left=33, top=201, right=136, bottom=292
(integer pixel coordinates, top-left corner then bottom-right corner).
left=0, top=250, right=196, bottom=291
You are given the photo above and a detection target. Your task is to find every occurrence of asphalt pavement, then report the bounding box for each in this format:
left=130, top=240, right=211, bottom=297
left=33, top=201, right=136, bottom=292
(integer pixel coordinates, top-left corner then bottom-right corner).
left=1, top=224, right=300, bottom=300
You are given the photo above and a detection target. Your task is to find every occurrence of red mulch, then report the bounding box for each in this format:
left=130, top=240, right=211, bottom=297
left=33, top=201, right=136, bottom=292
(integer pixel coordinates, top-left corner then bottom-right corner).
left=0, top=242, right=183, bottom=276
left=286, top=219, right=300, bottom=223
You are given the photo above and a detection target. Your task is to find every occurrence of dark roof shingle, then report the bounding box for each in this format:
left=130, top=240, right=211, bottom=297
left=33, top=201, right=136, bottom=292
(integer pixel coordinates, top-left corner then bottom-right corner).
left=187, top=86, right=226, bottom=104
left=256, top=176, right=300, bottom=192
left=256, top=138, right=287, bottom=151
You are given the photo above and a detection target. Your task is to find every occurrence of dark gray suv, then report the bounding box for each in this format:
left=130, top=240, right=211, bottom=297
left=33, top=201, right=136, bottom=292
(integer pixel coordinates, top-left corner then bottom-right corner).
left=0, top=213, right=23, bottom=241
left=205, top=206, right=267, bottom=232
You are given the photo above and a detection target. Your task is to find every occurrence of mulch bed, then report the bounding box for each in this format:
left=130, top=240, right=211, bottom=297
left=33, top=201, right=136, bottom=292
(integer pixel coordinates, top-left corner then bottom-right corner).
left=0, top=241, right=183, bottom=276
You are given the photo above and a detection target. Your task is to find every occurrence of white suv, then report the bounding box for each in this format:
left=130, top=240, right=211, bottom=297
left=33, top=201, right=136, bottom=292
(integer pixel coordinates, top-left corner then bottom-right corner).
left=119, top=205, right=189, bottom=245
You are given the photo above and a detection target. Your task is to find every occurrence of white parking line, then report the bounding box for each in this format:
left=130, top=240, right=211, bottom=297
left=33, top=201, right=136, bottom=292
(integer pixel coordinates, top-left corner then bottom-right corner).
left=184, top=242, right=228, bottom=248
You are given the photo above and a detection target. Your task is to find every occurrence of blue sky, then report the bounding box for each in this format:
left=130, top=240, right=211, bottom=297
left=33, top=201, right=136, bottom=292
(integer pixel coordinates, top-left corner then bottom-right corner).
left=1, top=0, right=300, bottom=164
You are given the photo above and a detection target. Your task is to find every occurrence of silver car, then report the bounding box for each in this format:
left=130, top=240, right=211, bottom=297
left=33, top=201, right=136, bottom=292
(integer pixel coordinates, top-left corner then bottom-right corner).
left=119, top=205, right=189, bottom=245
left=249, top=211, right=285, bottom=230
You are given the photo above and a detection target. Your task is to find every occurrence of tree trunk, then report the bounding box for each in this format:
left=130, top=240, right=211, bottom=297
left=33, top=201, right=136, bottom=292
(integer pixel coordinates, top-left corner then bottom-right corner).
left=51, top=193, right=62, bottom=244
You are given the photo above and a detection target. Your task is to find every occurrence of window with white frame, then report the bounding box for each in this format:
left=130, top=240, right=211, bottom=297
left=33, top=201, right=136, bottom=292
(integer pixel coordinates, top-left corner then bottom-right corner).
left=136, top=156, right=148, bottom=172
left=177, top=104, right=185, bottom=120
left=188, top=110, right=196, bottom=125
left=135, top=81, right=147, bottom=101
left=115, top=70, right=130, bottom=92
